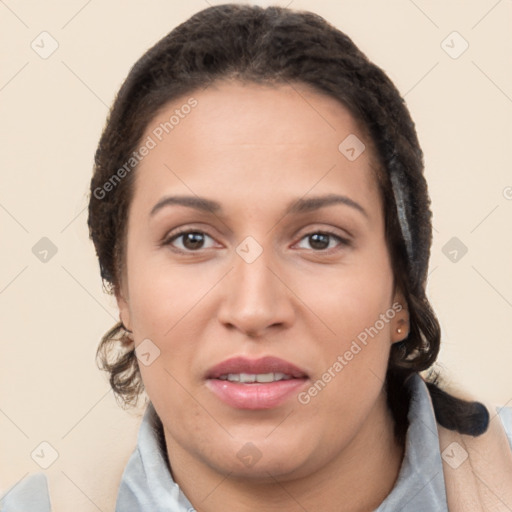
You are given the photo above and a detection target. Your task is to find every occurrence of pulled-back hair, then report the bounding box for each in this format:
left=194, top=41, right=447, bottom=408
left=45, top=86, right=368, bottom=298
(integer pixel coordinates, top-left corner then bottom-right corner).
left=88, top=3, right=488, bottom=444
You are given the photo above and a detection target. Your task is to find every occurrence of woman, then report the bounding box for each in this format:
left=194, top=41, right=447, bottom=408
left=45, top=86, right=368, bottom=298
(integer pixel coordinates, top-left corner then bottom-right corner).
left=3, top=4, right=512, bottom=511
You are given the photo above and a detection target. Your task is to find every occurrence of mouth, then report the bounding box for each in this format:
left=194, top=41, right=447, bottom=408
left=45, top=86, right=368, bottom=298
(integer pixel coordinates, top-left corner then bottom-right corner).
left=217, top=372, right=296, bottom=383
left=205, top=356, right=309, bottom=410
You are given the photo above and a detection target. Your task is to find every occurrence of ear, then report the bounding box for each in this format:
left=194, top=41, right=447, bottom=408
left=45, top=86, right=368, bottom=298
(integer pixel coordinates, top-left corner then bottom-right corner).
left=115, top=284, right=132, bottom=332
left=390, top=288, right=410, bottom=344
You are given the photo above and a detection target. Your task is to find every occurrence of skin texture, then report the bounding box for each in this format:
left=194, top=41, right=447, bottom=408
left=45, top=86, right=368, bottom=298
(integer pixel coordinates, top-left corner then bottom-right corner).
left=116, top=80, right=410, bottom=512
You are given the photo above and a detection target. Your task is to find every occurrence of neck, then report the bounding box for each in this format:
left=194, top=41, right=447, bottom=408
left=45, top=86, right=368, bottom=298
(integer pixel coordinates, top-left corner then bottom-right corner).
left=164, top=391, right=404, bottom=512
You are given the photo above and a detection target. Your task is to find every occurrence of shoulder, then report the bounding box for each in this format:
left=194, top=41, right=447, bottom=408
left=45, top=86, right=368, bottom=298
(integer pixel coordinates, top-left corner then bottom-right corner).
left=0, top=472, right=51, bottom=511
left=497, top=405, right=512, bottom=451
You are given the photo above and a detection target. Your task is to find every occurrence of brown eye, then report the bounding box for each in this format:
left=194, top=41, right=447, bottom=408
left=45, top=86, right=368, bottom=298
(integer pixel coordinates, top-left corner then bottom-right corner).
left=308, top=233, right=330, bottom=250
left=296, top=231, right=349, bottom=251
left=165, top=230, right=215, bottom=252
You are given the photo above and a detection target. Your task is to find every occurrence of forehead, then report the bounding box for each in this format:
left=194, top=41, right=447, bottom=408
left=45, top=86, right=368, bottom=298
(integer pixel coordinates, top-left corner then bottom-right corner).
left=146, top=80, right=368, bottom=151
left=133, top=80, right=380, bottom=215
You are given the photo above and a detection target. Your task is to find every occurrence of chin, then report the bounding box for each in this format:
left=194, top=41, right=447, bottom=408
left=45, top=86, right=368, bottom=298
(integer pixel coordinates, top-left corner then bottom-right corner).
left=202, top=435, right=319, bottom=483
left=219, top=455, right=311, bottom=483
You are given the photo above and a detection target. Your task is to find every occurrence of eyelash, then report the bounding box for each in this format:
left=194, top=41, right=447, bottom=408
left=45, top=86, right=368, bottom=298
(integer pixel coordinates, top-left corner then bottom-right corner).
left=162, top=227, right=351, bottom=254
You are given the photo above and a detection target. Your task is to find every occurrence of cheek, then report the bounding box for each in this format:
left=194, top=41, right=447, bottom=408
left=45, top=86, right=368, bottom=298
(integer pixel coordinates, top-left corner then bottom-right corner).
left=311, top=289, right=393, bottom=393
left=303, top=248, right=394, bottom=344
left=126, top=248, right=203, bottom=335
left=298, top=251, right=394, bottom=398
left=126, top=254, right=215, bottom=398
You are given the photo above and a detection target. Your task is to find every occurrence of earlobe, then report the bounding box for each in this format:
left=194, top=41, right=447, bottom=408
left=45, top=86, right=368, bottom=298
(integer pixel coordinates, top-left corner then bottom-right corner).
left=393, top=316, right=410, bottom=343
left=391, top=290, right=410, bottom=343
left=115, top=287, right=132, bottom=332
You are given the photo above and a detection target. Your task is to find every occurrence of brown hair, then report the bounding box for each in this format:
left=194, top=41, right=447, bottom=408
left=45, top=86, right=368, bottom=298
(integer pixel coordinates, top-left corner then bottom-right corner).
left=88, top=3, right=489, bottom=443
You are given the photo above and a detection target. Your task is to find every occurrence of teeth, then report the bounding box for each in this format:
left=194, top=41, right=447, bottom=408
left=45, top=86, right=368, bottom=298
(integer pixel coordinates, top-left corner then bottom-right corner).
left=254, top=372, right=274, bottom=383
left=219, top=372, right=293, bottom=383
left=271, top=372, right=289, bottom=382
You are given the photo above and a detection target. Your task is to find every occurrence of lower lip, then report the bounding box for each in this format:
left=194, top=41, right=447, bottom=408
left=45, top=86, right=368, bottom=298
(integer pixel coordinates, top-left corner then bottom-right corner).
left=206, top=378, right=308, bottom=409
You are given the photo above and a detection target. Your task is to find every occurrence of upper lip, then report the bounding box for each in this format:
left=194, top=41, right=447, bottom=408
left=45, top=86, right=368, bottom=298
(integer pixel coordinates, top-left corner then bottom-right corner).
left=206, top=356, right=309, bottom=379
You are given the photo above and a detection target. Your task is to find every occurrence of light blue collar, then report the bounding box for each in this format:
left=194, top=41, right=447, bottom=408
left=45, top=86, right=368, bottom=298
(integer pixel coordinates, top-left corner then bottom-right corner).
left=115, top=402, right=195, bottom=512
left=115, top=373, right=448, bottom=511
left=377, top=374, right=448, bottom=511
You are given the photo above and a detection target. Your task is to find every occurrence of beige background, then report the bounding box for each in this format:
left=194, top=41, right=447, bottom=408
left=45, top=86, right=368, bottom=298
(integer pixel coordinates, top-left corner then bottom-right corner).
left=1, top=0, right=511, bottom=510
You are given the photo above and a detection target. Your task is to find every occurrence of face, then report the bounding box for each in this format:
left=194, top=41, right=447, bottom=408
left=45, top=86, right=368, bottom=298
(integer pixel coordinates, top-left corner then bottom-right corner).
left=117, top=80, right=409, bottom=482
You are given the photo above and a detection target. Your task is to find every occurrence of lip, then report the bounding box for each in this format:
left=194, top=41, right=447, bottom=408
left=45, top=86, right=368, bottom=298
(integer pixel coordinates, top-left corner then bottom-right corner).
left=205, top=356, right=309, bottom=410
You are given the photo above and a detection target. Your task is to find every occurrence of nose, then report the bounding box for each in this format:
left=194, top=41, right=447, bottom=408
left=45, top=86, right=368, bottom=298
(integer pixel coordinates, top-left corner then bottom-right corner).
left=217, top=245, right=295, bottom=338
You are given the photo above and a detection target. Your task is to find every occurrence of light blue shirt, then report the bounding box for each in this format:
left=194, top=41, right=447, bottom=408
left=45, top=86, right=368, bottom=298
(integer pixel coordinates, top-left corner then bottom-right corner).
left=2, top=374, right=512, bottom=511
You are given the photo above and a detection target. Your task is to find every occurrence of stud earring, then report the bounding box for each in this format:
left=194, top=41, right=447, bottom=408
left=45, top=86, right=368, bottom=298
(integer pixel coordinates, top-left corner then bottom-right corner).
left=397, top=327, right=402, bottom=334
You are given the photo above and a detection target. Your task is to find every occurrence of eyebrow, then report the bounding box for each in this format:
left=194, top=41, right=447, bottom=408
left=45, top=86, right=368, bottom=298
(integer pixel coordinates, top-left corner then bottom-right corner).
left=150, top=193, right=368, bottom=219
